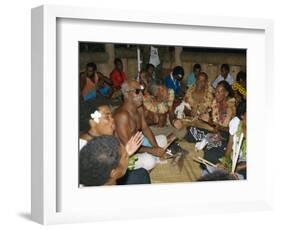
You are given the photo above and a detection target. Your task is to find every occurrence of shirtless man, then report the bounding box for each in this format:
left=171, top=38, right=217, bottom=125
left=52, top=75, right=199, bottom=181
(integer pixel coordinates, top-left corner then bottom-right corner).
left=114, top=80, right=166, bottom=171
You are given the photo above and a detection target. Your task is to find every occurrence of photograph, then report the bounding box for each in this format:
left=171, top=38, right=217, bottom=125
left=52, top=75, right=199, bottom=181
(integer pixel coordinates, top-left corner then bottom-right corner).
left=78, top=42, right=247, bottom=187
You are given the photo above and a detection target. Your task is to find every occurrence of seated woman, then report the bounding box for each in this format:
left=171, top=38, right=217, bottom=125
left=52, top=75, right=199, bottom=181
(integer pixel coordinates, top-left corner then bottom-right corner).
left=184, top=71, right=213, bottom=119
left=80, top=62, right=113, bottom=102
left=185, top=80, right=235, bottom=141
left=79, top=101, right=149, bottom=185
left=218, top=100, right=247, bottom=179
left=143, top=79, right=182, bottom=129
left=186, top=81, right=236, bottom=176
left=232, top=70, right=246, bottom=104
left=184, top=72, right=214, bottom=139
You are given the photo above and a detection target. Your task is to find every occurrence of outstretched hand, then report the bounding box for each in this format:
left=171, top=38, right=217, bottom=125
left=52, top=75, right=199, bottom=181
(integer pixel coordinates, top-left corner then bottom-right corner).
left=125, top=131, right=144, bottom=156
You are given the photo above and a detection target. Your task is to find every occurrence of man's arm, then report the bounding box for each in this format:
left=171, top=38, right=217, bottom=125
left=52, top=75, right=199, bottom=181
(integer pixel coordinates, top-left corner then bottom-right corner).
left=138, top=107, right=166, bottom=157
left=138, top=107, right=158, bottom=147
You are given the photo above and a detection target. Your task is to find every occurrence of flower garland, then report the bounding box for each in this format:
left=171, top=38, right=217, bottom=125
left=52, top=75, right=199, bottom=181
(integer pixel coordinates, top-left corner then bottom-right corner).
left=143, top=89, right=175, bottom=114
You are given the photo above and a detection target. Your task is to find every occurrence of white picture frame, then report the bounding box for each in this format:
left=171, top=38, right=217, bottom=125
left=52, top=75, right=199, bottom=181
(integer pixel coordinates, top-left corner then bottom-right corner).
left=31, top=4, right=274, bottom=225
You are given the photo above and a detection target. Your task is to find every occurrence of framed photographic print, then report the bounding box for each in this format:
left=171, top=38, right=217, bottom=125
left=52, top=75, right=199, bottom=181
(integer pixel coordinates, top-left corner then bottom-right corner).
left=31, top=5, right=274, bottom=225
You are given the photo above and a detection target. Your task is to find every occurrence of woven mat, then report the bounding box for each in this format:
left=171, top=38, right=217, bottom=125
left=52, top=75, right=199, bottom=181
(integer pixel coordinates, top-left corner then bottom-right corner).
left=150, top=140, right=204, bottom=184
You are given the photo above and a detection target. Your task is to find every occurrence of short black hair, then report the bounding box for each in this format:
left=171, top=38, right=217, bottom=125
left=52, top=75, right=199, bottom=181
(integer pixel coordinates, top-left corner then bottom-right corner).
left=114, top=58, right=122, bottom=65
left=236, top=100, right=246, bottom=119
left=197, top=170, right=235, bottom=181
left=221, top=63, right=230, bottom=72
left=236, top=71, right=246, bottom=83
left=79, top=136, right=121, bottom=186
left=172, top=66, right=185, bottom=79
left=86, top=62, right=97, bottom=70
left=193, top=63, right=201, bottom=71
left=146, top=63, right=155, bottom=70
left=217, top=80, right=234, bottom=98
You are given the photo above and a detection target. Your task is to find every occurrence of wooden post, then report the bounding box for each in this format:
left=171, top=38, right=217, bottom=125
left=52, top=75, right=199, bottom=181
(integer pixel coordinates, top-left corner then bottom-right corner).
left=175, top=47, right=183, bottom=66
left=105, top=44, right=115, bottom=76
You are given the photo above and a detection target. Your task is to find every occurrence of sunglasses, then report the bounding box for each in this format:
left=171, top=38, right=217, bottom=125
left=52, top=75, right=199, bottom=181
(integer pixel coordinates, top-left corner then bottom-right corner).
left=127, top=88, right=144, bottom=95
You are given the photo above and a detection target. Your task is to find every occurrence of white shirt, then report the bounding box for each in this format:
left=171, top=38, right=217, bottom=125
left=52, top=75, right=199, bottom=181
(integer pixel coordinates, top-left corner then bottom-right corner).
left=229, top=116, right=240, bottom=135
left=212, top=73, right=234, bottom=88
left=79, top=138, right=87, bottom=150
left=229, top=116, right=245, bottom=161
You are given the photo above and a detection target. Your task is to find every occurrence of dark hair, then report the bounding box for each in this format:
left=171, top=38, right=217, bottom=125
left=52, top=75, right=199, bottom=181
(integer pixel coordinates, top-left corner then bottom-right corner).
left=79, top=136, right=121, bottom=186
left=197, top=71, right=208, bottom=80
left=217, top=80, right=234, bottom=98
left=221, top=64, right=230, bottom=72
left=86, top=62, right=97, bottom=70
left=172, top=66, right=185, bottom=78
left=236, top=100, right=246, bottom=119
left=147, top=78, right=165, bottom=95
left=236, top=71, right=246, bottom=83
left=193, top=63, right=201, bottom=71
left=114, top=58, right=122, bottom=65
left=146, top=63, right=155, bottom=71
left=79, top=100, right=111, bottom=132
left=197, top=170, right=236, bottom=181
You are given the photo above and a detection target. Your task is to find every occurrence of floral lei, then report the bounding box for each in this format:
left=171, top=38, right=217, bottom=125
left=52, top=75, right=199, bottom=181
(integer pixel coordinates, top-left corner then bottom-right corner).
left=143, top=89, right=175, bottom=114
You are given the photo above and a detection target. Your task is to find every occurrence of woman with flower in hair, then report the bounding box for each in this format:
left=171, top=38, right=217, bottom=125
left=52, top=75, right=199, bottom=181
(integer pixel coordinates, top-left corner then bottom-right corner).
left=79, top=101, right=149, bottom=185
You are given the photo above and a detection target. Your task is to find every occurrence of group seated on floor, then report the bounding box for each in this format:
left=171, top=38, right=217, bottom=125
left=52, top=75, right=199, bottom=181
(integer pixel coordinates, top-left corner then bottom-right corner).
left=79, top=60, right=247, bottom=186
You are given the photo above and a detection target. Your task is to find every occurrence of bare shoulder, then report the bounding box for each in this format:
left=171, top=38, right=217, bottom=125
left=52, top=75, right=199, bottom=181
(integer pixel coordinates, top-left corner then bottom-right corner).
left=114, top=107, right=130, bottom=123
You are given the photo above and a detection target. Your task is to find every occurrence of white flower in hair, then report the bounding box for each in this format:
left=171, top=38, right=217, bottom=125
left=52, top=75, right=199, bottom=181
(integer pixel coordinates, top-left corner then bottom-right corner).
left=140, top=85, right=144, bottom=90
left=91, top=110, right=102, bottom=123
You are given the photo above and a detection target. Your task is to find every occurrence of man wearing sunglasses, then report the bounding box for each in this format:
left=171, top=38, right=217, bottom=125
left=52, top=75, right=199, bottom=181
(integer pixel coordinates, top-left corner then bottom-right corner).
left=114, top=80, right=167, bottom=171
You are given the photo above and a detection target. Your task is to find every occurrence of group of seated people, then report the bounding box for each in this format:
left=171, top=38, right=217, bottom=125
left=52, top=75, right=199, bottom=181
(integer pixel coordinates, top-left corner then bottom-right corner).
left=79, top=60, right=247, bottom=186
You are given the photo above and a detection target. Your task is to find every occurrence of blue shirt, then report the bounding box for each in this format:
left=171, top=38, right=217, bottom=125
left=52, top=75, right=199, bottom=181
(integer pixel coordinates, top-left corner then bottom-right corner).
left=83, top=86, right=110, bottom=101
left=186, top=72, right=196, bottom=87
left=164, top=74, right=181, bottom=96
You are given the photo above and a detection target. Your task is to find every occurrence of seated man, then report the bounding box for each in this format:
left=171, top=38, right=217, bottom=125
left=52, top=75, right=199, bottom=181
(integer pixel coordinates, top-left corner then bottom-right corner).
left=80, top=62, right=113, bottom=101
left=143, top=79, right=183, bottom=129
left=212, top=63, right=234, bottom=88
left=114, top=80, right=167, bottom=171
left=110, top=58, right=127, bottom=90
left=79, top=136, right=150, bottom=186
left=164, top=66, right=185, bottom=99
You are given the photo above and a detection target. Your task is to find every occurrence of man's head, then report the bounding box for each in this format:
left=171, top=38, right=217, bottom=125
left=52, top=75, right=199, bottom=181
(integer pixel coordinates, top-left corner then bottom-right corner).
left=86, top=62, right=97, bottom=77
left=121, top=80, right=144, bottom=108
left=114, top=58, right=123, bottom=72
left=79, top=136, right=128, bottom=186
left=193, top=63, right=201, bottom=78
left=172, top=66, right=185, bottom=81
left=146, top=63, right=155, bottom=78
left=220, top=64, right=230, bottom=78
left=195, top=72, right=208, bottom=91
